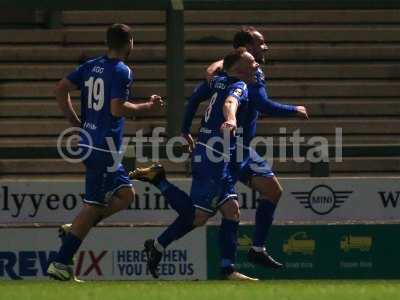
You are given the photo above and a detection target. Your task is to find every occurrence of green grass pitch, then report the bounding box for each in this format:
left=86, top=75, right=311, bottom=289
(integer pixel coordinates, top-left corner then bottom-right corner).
left=1, top=280, right=400, bottom=300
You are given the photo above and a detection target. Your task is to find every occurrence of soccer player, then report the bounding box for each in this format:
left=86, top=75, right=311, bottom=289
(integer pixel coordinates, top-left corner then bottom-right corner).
left=183, top=26, right=309, bottom=269
left=47, top=24, right=163, bottom=281
left=131, top=48, right=259, bottom=280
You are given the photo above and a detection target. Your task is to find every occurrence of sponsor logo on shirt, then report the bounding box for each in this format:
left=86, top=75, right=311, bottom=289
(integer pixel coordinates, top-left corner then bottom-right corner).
left=233, top=88, right=243, bottom=97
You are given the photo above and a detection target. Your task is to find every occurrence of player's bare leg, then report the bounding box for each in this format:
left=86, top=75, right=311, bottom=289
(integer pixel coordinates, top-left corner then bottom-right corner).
left=94, top=187, right=135, bottom=221
left=57, top=187, right=134, bottom=263
left=193, top=209, right=211, bottom=227
left=48, top=187, right=136, bottom=281
left=48, top=204, right=101, bottom=281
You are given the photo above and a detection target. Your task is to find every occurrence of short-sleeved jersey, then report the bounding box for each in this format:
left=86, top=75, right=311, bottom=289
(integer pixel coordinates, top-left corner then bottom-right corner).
left=67, top=56, right=133, bottom=166
left=196, top=75, right=248, bottom=145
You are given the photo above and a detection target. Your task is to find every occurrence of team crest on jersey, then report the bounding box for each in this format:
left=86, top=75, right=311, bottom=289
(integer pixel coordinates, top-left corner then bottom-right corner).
left=233, top=88, right=243, bottom=97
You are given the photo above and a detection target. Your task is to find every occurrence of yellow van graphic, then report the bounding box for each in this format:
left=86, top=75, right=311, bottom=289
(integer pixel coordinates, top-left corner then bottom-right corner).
left=340, top=235, right=372, bottom=252
left=283, top=232, right=315, bottom=255
left=237, top=234, right=252, bottom=251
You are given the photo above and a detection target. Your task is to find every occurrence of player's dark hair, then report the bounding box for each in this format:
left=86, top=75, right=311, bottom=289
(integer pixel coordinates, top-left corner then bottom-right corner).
left=106, top=23, right=133, bottom=50
left=223, top=47, right=247, bottom=71
left=233, top=26, right=257, bottom=49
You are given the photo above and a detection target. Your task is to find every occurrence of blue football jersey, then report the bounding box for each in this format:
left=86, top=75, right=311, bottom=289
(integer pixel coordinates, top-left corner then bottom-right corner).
left=67, top=56, right=133, bottom=165
left=191, top=75, right=249, bottom=182
left=197, top=75, right=248, bottom=144
left=240, top=67, right=297, bottom=146
left=241, top=67, right=264, bottom=145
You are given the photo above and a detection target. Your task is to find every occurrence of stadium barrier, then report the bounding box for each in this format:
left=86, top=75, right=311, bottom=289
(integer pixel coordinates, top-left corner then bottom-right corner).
left=207, top=224, right=400, bottom=279
left=0, top=178, right=400, bottom=280
left=0, top=226, right=207, bottom=280
left=1, top=224, right=399, bottom=280
left=0, top=177, right=399, bottom=280
left=0, top=178, right=399, bottom=225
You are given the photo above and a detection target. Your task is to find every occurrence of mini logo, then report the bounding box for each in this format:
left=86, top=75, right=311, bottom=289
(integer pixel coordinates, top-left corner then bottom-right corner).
left=283, top=232, right=315, bottom=255
left=340, top=235, right=372, bottom=252
left=292, top=185, right=352, bottom=215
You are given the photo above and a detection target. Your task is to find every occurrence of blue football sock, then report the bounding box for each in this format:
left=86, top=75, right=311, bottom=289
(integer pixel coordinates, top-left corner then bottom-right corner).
left=157, top=206, right=195, bottom=248
left=55, top=232, right=82, bottom=265
left=158, top=180, right=193, bottom=216
left=252, top=199, right=276, bottom=247
left=156, top=179, right=171, bottom=193
left=219, top=218, right=239, bottom=268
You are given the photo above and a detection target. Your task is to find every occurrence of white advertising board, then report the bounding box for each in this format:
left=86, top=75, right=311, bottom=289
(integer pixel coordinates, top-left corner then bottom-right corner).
left=0, top=178, right=399, bottom=224
left=0, top=226, right=207, bottom=280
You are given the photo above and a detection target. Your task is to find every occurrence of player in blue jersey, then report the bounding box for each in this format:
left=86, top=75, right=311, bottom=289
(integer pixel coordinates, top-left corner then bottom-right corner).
left=131, top=48, right=259, bottom=280
left=47, top=24, right=163, bottom=281
left=183, top=26, right=309, bottom=269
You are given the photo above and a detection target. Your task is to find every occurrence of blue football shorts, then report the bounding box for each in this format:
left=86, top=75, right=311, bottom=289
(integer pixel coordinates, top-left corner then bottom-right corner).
left=190, top=143, right=238, bottom=214
left=84, top=164, right=132, bottom=206
left=235, top=145, right=275, bottom=185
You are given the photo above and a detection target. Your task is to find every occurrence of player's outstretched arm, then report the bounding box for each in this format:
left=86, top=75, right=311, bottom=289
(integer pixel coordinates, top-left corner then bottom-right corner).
left=55, top=78, right=81, bottom=127
left=253, top=85, right=309, bottom=119
left=295, top=106, right=309, bottom=119
left=111, top=95, right=164, bottom=118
